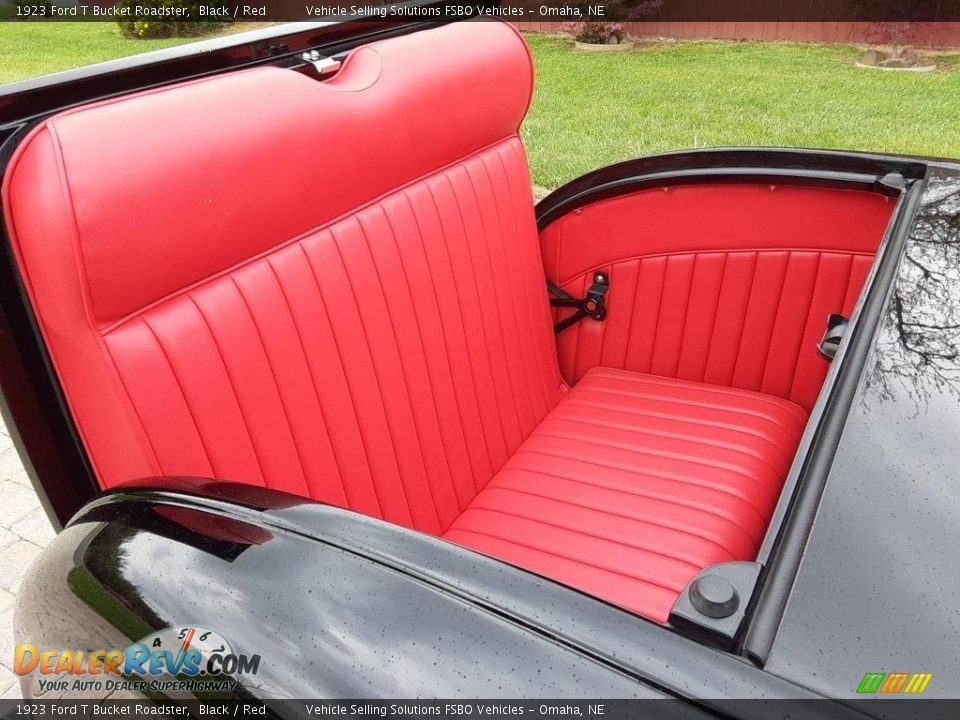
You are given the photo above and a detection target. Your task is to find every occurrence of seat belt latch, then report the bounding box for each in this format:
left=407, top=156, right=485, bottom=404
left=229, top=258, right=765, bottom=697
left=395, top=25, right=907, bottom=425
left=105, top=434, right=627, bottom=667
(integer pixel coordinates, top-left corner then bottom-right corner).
left=818, top=313, right=848, bottom=360
left=550, top=272, right=609, bottom=334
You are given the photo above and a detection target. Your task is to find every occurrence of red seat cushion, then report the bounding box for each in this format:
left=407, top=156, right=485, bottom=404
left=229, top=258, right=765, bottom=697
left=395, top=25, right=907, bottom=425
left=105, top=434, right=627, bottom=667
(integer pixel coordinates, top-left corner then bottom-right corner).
left=444, top=367, right=807, bottom=622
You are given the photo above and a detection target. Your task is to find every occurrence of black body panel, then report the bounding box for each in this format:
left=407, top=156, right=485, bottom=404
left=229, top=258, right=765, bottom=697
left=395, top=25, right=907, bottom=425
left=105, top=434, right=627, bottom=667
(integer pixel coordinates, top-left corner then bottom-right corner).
left=763, top=165, right=960, bottom=699
left=15, top=481, right=816, bottom=701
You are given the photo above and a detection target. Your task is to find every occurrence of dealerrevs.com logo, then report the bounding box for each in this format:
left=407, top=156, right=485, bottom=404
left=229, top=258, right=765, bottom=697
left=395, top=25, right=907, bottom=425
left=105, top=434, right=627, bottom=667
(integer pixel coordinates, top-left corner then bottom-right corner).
left=14, top=626, right=261, bottom=694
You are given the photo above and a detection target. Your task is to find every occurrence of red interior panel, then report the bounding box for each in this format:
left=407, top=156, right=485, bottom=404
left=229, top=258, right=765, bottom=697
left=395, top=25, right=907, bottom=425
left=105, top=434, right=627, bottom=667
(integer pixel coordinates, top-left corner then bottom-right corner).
left=4, top=22, right=813, bottom=622
left=542, top=184, right=894, bottom=409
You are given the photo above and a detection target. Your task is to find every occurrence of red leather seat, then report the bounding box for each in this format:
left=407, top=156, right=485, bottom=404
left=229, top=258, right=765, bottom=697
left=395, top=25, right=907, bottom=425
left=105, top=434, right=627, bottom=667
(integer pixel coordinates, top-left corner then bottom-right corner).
left=445, top=367, right=806, bottom=622
left=2, top=21, right=807, bottom=623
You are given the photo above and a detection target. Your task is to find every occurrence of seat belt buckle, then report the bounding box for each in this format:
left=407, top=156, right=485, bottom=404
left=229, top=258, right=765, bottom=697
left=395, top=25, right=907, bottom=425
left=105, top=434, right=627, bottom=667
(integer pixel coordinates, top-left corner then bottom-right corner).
left=550, top=272, right=609, bottom=333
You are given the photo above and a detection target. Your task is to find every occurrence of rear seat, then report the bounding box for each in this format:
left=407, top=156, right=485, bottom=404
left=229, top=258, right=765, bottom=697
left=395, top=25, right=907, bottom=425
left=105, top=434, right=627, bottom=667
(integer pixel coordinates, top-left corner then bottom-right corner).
left=1, top=22, right=806, bottom=623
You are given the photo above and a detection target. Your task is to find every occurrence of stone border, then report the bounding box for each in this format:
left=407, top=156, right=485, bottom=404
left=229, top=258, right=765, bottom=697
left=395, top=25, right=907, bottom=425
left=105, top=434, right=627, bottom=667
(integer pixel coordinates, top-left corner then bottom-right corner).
left=854, top=61, right=938, bottom=73
left=574, top=41, right=635, bottom=53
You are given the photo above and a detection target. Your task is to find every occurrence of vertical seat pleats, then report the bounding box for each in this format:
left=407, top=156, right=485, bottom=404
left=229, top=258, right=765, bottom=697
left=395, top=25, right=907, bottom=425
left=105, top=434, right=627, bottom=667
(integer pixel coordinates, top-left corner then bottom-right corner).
left=541, top=183, right=893, bottom=410
left=557, top=249, right=876, bottom=410
left=102, top=139, right=564, bottom=534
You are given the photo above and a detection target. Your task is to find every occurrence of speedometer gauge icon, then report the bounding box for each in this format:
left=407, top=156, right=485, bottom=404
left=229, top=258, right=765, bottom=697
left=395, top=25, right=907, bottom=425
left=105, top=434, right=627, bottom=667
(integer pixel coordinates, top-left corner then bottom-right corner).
left=136, top=626, right=233, bottom=670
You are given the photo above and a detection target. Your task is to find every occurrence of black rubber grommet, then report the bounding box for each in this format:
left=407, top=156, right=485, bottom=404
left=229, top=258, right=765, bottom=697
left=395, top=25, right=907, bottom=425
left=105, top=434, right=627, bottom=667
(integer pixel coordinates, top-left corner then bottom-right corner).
left=689, top=575, right=739, bottom=619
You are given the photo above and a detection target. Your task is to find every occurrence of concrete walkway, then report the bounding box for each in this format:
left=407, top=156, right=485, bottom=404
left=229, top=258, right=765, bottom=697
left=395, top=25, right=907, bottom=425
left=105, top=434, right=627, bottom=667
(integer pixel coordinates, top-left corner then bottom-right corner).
left=0, top=412, right=54, bottom=700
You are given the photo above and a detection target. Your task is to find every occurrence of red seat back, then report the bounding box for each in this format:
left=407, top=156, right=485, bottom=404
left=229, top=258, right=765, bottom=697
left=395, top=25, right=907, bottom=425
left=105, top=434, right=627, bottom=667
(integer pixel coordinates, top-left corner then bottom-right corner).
left=3, top=22, right=564, bottom=535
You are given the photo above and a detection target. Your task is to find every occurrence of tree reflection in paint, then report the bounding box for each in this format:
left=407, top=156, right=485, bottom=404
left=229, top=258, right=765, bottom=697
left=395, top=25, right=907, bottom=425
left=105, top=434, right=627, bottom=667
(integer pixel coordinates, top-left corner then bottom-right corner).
left=866, top=171, right=960, bottom=407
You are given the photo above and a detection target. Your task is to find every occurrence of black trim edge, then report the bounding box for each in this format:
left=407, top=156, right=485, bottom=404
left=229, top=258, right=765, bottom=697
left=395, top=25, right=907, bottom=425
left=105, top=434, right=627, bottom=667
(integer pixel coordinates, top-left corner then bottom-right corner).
left=741, top=175, right=926, bottom=665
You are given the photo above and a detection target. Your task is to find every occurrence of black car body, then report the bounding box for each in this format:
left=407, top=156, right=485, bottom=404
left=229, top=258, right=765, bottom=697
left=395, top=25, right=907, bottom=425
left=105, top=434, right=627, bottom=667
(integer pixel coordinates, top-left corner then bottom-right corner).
left=0, top=15, right=958, bottom=708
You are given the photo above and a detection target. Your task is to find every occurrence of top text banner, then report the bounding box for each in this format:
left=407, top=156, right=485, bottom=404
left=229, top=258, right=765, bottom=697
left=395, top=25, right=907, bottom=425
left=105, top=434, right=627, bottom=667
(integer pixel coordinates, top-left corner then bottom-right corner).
left=6, top=0, right=960, bottom=22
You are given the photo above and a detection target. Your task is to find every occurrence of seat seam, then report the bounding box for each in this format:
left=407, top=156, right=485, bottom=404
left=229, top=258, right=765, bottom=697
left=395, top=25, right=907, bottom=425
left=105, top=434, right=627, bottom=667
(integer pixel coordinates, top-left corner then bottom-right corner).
left=542, top=413, right=789, bottom=476
left=559, top=398, right=797, bottom=454
left=494, top=464, right=762, bottom=542
left=298, top=241, right=390, bottom=521
left=622, top=259, right=642, bottom=369
left=512, top=447, right=771, bottom=522
left=100, top=135, right=525, bottom=334
left=187, top=293, right=270, bottom=487
left=425, top=177, right=508, bottom=473
left=783, top=251, right=823, bottom=400
left=475, top=153, right=542, bottom=431
left=646, top=257, right=668, bottom=373
left=557, top=248, right=876, bottom=288
left=228, top=275, right=312, bottom=499
left=462, top=503, right=708, bottom=571
left=532, top=430, right=780, bottom=502
left=330, top=220, right=426, bottom=529
left=700, top=251, right=729, bottom=382
left=756, top=251, right=793, bottom=392
left=490, top=143, right=557, bottom=415
left=583, top=370, right=808, bottom=422
left=727, top=251, right=760, bottom=387
left=407, top=185, right=494, bottom=488
left=477, top=485, right=742, bottom=560
left=444, top=526, right=686, bottom=594
left=264, top=257, right=353, bottom=509
left=672, top=253, right=698, bottom=377
left=438, top=169, right=513, bottom=462
left=458, top=163, right=528, bottom=447
left=379, top=199, right=472, bottom=516
left=356, top=208, right=450, bottom=529
left=138, top=317, right=217, bottom=478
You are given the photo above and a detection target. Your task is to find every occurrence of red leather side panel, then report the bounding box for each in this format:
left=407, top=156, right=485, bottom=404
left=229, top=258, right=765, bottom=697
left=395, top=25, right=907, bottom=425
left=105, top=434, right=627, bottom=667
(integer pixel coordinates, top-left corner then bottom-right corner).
left=445, top=367, right=808, bottom=622
left=542, top=184, right=893, bottom=409
left=2, top=23, right=563, bottom=534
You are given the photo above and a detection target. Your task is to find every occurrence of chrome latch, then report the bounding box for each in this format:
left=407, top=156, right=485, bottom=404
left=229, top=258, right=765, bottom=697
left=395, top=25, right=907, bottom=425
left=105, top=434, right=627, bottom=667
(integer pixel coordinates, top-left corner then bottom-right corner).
left=819, top=313, right=849, bottom=360
left=299, top=50, right=342, bottom=76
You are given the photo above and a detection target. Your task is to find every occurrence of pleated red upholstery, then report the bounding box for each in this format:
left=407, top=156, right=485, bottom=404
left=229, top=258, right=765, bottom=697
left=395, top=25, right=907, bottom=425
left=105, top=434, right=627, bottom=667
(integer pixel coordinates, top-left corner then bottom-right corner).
left=445, top=367, right=807, bottom=622
left=4, top=21, right=815, bottom=622
left=2, top=22, right=564, bottom=536
left=543, top=184, right=893, bottom=409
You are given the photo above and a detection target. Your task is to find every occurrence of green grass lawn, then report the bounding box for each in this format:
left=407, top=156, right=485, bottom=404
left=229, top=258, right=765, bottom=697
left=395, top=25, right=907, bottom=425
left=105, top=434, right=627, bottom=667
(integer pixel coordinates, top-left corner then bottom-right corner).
left=2, top=25, right=958, bottom=191
left=0, top=23, right=196, bottom=84
left=523, top=35, right=960, bottom=188
left=0, top=22, right=276, bottom=85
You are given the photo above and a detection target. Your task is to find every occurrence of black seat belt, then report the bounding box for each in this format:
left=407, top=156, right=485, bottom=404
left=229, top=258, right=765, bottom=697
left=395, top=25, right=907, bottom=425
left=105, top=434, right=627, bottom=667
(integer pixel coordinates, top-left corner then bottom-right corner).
left=549, top=272, right=609, bottom=334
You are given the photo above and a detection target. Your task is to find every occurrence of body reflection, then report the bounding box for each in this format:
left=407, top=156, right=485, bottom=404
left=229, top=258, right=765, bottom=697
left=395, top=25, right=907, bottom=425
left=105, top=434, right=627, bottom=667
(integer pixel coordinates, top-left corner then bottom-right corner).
left=867, top=169, right=960, bottom=406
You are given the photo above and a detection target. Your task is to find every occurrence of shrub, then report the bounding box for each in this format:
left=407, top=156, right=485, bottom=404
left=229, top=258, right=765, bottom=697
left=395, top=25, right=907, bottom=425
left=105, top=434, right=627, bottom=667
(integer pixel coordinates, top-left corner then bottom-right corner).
left=114, top=0, right=229, bottom=39
left=560, top=21, right=627, bottom=44
left=560, top=0, right=664, bottom=45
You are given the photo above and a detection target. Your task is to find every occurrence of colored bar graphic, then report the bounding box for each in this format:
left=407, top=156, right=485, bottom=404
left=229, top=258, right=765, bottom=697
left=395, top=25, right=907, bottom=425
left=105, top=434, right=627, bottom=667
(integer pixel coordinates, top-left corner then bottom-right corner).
left=857, top=672, right=932, bottom=694
left=857, top=673, right=885, bottom=694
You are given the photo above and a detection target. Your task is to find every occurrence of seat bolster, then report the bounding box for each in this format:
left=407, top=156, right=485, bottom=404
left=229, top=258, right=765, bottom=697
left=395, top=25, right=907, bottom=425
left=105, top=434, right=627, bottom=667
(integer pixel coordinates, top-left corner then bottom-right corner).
left=2, top=125, right=160, bottom=483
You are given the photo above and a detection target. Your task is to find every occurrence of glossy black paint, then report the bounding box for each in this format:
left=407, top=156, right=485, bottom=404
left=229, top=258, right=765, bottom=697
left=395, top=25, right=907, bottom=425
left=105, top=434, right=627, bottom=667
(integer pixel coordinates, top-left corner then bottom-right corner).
left=764, top=164, right=960, bottom=699
left=16, top=479, right=825, bottom=703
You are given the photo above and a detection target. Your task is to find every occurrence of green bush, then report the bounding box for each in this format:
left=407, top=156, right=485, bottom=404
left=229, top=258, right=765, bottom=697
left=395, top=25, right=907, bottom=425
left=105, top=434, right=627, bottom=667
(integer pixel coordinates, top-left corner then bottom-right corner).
left=114, top=0, right=229, bottom=39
